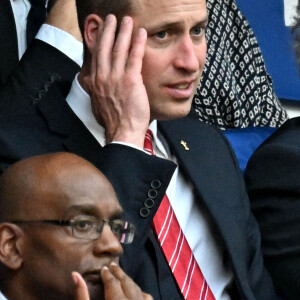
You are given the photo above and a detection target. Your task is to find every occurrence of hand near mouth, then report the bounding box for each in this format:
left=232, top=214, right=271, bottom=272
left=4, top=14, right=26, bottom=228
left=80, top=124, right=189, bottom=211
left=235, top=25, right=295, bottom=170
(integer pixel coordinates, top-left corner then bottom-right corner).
left=73, top=263, right=153, bottom=300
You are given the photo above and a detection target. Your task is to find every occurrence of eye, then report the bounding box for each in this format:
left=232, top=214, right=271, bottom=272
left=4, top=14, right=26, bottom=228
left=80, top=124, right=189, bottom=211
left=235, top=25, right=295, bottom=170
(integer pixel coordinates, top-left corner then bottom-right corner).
left=191, top=26, right=205, bottom=37
left=110, top=219, right=124, bottom=235
left=155, top=31, right=167, bottom=39
left=74, top=220, right=93, bottom=231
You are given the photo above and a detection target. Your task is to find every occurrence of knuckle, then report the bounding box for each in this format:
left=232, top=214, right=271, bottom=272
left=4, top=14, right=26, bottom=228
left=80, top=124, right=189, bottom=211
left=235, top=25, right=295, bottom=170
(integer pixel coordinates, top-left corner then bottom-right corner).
left=95, top=46, right=105, bottom=57
left=95, top=71, right=106, bottom=83
left=129, top=47, right=142, bottom=59
left=109, top=73, right=119, bottom=86
left=112, top=44, right=125, bottom=55
left=106, top=276, right=119, bottom=285
left=123, top=75, right=136, bottom=87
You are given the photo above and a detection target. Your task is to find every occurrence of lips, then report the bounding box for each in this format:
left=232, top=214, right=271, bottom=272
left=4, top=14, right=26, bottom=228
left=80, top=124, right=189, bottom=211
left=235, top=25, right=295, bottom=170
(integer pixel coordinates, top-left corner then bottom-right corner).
left=164, top=79, right=197, bottom=99
left=83, top=270, right=102, bottom=285
left=174, top=83, right=190, bottom=90
left=168, top=79, right=196, bottom=88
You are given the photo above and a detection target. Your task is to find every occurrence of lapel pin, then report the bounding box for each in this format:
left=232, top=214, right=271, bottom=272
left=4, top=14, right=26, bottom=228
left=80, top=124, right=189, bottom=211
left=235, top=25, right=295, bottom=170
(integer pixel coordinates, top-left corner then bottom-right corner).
left=180, top=140, right=190, bottom=151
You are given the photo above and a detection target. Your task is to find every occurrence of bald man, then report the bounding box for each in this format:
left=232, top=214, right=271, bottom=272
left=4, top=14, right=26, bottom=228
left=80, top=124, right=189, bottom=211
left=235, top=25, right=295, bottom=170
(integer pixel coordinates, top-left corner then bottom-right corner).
left=0, top=153, right=151, bottom=300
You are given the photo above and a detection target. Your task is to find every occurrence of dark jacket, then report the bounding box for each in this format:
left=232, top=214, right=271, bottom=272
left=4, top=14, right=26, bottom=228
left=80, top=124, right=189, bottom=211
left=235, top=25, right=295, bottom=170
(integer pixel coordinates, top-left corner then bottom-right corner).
left=245, top=117, right=300, bottom=300
left=0, top=0, right=79, bottom=108
left=0, top=79, right=279, bottom=300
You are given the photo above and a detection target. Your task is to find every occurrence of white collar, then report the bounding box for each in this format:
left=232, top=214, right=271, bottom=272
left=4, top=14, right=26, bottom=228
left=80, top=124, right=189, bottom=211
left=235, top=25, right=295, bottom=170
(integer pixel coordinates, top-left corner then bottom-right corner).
left=66, top=74, right=106, bottom=146
left=65, top=75, right=171, bottom=158
left=0, top=291, right=8, bottom=300
left=10, top=0, right=49, bottom=7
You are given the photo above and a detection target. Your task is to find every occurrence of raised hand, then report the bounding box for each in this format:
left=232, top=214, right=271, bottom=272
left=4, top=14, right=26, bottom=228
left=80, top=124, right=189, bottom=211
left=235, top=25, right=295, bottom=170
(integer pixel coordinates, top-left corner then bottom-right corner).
left=82, top=15, right=149, bottom=148
left=73, top=264, right=153, bottom=300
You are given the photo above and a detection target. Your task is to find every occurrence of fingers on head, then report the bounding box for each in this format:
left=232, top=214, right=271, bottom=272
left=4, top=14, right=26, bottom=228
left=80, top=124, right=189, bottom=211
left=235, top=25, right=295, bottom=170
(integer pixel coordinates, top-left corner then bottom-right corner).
left=126, top=28, right=147, bottom=75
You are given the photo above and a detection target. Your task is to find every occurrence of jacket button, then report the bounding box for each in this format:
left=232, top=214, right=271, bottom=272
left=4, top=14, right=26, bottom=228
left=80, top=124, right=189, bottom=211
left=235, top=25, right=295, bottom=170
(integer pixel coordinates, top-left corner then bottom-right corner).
left=38, top=90, right=46, bottom=99
left=151, top=180, right=161, bottom=189
left=140, top=207, right=150, bottom=218
left=148, top=189, right=158, bottom=199
left=50, top=73, right=61, bottom=82
left=144, top=198, right=155, bottom=209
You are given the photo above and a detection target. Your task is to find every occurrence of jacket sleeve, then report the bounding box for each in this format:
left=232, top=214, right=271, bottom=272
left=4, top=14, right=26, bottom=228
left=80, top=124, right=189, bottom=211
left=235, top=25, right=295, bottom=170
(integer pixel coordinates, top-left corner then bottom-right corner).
left=0, top=39, right=79, bottom=111
left=92, top=143, right=177, bottom=277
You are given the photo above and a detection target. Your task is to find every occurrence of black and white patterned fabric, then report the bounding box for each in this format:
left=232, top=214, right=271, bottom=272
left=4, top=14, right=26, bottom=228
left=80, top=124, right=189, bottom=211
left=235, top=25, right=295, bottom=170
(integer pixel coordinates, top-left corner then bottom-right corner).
left=193, top=0, right=288, bottom=129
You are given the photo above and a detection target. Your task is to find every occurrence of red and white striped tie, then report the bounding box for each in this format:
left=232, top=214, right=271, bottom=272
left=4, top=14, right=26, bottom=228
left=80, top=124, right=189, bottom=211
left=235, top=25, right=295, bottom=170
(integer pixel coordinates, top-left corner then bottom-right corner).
left=143, top=129, right=215, bottom=300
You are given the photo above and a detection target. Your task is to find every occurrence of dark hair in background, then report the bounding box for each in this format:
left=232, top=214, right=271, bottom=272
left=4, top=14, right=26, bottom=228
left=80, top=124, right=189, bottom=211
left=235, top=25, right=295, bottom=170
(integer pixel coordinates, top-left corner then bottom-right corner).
left=293, top=0, right=300, bottom=71
left=76, top=0, right=133, bottom=36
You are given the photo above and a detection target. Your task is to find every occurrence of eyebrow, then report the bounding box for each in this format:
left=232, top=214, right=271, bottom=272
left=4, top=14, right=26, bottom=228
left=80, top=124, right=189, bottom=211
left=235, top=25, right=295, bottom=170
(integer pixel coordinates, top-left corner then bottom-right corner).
left=145, top=18, right=209, bottom=33
left=68, top=204, right=124, bottom=220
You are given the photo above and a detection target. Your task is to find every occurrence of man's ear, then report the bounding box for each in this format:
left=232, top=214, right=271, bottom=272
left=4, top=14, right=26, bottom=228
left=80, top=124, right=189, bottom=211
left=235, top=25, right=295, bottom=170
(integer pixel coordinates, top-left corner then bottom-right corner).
left=0, top=224, right=23, bottom=270
left=84, top=14, right=104, bottom=55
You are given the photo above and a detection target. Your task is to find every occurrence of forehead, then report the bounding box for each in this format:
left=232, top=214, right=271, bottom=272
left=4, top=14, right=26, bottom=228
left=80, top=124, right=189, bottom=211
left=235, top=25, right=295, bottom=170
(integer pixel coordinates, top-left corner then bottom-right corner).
left=64, top=187, right=122, bottom=219
left=61, top=174, right=122, bottom=219
left=132, top=0, right=207, bottom=26
left=30, top=170, right=122, bottom=220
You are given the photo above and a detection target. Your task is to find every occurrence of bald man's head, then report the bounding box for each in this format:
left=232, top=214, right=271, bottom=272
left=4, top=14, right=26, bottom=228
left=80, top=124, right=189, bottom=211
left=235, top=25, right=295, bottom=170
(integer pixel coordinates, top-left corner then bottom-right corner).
left=0, top=153, right=118, bottom=221
left=0, top=153, right=126, bottom=300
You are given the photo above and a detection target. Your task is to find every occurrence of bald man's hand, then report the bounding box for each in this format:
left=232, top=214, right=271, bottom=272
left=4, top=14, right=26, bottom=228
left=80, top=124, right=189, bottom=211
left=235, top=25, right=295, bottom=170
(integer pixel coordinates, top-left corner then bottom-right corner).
left=73, top=264, right=153, bottom=300
left=82, top=15, right=149, bottom=148
left=46, top=0, right=82, bottom=42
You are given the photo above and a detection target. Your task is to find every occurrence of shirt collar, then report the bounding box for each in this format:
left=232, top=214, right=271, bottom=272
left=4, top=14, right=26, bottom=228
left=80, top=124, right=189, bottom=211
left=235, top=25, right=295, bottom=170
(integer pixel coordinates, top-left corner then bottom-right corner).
left=0, top=291, right=8, bottom=300
left=66, top=75, right=171, bottom=157
left=149, top=120, right=170, bottom=159
left=11, top=0, right=49, bottom=7
left=66, top=74, right=106, bottom=146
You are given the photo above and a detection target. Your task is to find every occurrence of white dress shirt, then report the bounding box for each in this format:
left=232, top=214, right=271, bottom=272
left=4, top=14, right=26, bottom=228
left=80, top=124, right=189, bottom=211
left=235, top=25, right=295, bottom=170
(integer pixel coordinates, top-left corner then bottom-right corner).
left=0, top=292, right=8, bottom=300
left=10, top=0, right=83, bottom=65
left=66, top=75, right=234, bottom=299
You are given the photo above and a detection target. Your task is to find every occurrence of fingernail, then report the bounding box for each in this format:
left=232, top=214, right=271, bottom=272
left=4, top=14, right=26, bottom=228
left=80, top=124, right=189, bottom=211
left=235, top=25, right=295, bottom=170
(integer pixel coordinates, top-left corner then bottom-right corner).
left=138, top=28, right=147, bottom=37
left=122, top=16, right=131, bottom=24
left=105, top=14, right=114, bottom=24
left=101, top=266, right=109, bottom=270
left=110, top=262, right=118, bottom=266
left=72, top=272, right=78, bottom=284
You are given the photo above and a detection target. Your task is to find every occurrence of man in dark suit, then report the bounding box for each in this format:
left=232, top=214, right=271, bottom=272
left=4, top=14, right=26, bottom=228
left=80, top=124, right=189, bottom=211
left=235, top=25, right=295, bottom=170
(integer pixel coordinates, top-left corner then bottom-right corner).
left=245, top=3, right=300, bottom=299
left=0, top=0, right=280, bottom=299
left=0, top=153, right=151, bottom=300
left=0, top=0, right=81, bottom=108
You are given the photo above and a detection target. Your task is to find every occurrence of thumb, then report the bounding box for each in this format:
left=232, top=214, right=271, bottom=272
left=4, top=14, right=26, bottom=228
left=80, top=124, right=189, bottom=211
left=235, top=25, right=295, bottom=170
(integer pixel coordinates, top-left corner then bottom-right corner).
left=72, top=272, right=90, bottom=300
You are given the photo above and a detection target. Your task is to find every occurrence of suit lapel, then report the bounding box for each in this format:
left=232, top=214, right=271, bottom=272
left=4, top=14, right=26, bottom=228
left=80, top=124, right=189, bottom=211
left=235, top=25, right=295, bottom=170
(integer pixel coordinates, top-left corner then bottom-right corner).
left=0, top=0, right=19, bottom=84
left=158, top=114, right=249, bottom=286
left=36, top=82, right=103, bottom=163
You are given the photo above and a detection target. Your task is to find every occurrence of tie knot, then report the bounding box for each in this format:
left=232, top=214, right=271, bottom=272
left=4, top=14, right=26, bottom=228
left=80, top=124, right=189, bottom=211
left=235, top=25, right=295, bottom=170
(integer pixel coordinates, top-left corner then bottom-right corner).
left=143, top=129, right=154, bottom=155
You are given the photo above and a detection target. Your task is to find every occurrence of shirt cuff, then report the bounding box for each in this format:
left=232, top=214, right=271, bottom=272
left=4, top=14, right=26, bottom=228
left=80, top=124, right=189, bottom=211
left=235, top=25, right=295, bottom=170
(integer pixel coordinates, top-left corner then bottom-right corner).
left=110, top=141, right=151, bottom=155
left=36, top=24, right=83, bottom=67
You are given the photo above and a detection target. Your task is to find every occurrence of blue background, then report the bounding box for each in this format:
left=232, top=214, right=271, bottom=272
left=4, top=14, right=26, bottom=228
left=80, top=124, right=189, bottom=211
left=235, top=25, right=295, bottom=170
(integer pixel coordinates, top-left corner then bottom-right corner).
left=236, top=0, right=300, bottom=101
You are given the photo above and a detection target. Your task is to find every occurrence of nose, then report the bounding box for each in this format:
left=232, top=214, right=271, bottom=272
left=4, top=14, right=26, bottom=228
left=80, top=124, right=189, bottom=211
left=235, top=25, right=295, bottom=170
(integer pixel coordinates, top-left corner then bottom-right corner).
left=93, top=223, right=123, bottom=257
left=173, top=36, right=203, bottom=74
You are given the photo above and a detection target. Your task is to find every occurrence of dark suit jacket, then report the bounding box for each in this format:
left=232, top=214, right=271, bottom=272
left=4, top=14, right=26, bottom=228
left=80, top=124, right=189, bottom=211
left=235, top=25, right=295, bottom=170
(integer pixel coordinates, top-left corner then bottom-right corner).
left=245, top=117, right=300, bottom=300
left=0, top=0, right=79, bottom=107
left=0, top=81, right=279, bottom=300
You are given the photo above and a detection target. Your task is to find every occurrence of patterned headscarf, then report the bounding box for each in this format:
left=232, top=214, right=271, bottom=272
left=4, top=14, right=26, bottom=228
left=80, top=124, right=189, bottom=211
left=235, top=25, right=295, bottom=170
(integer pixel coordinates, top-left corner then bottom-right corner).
left=193, top=0, right=288, bottom=129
